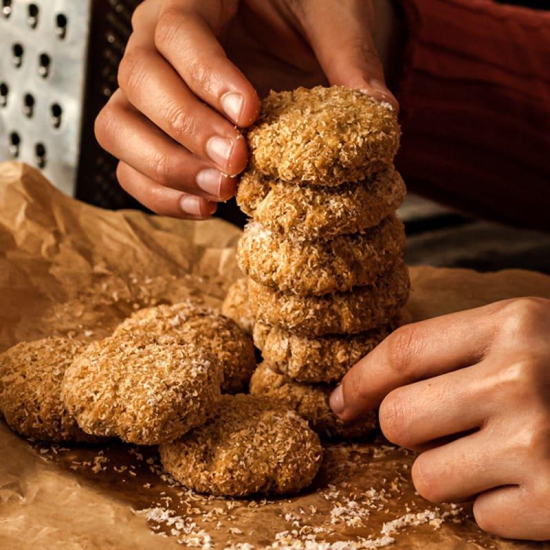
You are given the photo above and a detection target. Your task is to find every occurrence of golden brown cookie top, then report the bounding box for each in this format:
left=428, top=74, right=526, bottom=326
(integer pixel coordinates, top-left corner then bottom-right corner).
left=62, top=331, right=222, bottom=445
left=253, top=314, right=404, bottom=384
left=159, top=394, right=323, bottom=496
left=114, top=302, right=256, bottom=395
left=248, top=261, right=411, bottom=337
left=237, top=214, right=405, bottom=296
left=0, top=337, right=96, bottom=442
left=237, top=167, right=406, bottom=239
left=248, top=86, right=400, bottom=184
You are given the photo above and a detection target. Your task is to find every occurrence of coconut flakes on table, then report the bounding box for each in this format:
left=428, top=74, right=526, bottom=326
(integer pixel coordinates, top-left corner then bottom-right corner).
left=380, top=505, right=463, bottom=537
left=134, top=506, right=213, bottom=549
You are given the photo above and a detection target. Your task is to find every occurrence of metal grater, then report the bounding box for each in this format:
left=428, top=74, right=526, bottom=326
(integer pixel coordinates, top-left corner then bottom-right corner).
left=0, top=0, right=141, bottom=208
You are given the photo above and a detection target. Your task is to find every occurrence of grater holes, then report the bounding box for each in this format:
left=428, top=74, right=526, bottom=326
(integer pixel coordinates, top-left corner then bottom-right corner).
left=12, top=43, right=24, bottom=68
left=2, top=0, right=12, bottom=19
left=27, top=3, right=39, bottom=29
left=55, top=13, right=68, bottom=40
left=0, top=82, right=8, bottom=107
left=35, top=143, right=47, bottom=168
left=23, top=93, right=35, bottom=118
left=9, top=132, right=21, bottom=158
left=51, top=103, right=63, bottom=128
left=38, top=53, right=51, bottom=78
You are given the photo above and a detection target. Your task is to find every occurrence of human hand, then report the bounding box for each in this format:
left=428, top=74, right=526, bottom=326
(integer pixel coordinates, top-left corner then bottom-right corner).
left=95, top=0, right=395, bottom=219
left=330, top=298, right=550, bottom=541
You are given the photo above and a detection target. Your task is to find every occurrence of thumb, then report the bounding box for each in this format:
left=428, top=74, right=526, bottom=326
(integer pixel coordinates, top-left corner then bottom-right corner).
left=295, top=0, right=398, bottom=108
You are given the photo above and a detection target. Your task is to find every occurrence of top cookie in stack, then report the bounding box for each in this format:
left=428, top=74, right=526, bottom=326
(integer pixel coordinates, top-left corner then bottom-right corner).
left=236, top=86, right=410, bottom=439
left=246, top=86, right=401, bottom=185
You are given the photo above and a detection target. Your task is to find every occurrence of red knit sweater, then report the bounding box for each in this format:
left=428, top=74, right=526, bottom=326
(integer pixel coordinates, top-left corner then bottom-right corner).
left=396, top=0, right=550, bottom=231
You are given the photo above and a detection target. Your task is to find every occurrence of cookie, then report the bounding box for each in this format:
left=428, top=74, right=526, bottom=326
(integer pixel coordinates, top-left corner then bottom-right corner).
left=254, top=314, right=404, bottom=384
left=248, top=262, right=410, bottom=337
left=159, top=394, right=323, bottom=496
left=62, top=332, right=222, bottom=445
left=114, top=302, right=255, bottom=395
left=250, top=363, right=377, bottom=440
left=237, top=167, right=406, bottom=239
left=248, top=86, right=400, bottom=185
left=0, top=338, right=98, bottom=442
left=237, top=215, right=405, bottom=296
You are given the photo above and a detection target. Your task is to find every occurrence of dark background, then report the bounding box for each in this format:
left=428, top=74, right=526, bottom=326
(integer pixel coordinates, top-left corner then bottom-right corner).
left=496, top=0, right=550, bottom=9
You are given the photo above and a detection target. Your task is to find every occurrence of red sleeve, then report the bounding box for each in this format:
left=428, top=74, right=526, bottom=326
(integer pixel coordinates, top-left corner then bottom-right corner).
left=395, top=0, right=550, bottom=231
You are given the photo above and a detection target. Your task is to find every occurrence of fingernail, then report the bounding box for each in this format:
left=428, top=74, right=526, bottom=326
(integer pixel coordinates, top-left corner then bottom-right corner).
left=207, top=136, right=234, bottom=171
left=196, top=169, right=223, bottom=198
left=369, top=79, right=389, bottom=93
left=330, top=385, right=345, bottom=416
left=221, top=92, right=244, bottom=124
left=363, top=80, right=398, bottom=109
left=180, top=195, right=216, bottom=217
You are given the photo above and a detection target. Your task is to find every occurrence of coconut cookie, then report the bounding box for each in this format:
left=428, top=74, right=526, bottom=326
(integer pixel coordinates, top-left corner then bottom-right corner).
left=253, top=314, right=405, bottom=384
left=250, top=363, right=377, bottom=440
left=159, top=394, right=323, bottom=497
left=238, top=215, right=405, bottom=296
left=0, top=338, right=98, bottom=443
left=248, top=86, right=400, bottom=185
left=237, top=167, right=406, bottom=239
left=114, top=302, right=255, bottom=394
left=62, top=332, right=222, bottom=445
left=221, top=278, right=255, bottom=335
left=248, top=262, right=410, bottom=337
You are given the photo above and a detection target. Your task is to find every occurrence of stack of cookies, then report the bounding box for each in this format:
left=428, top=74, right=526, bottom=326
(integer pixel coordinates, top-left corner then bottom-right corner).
left=235, top=86, right=410, bottom=439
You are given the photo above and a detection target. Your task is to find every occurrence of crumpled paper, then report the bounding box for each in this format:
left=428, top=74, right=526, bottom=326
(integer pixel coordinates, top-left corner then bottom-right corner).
left=1, top=162, right=549, bottom=550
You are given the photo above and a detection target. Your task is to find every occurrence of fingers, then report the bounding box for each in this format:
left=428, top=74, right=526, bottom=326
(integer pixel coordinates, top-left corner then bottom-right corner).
left=117, top=162, right=217, bottom=219
left=411, top=430, right=517, bottom=504
left=119, top=36, right=248, bottom=176
left=331, top=303, right=501, bottom=422
left=474, top=485, right=550, bottom=541
left=296, top=0, right=398, bottom=108
left=97, top=0, right=259, bottom=219
left=95, top=91, right=237, bottom=201
left=379, top=364, right=487, bottom=450
left=154, top=8, right=259, bottom=128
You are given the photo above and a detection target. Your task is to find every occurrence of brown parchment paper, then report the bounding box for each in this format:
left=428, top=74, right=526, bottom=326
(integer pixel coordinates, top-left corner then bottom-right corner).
left=1, top=162, right=549, bottom=550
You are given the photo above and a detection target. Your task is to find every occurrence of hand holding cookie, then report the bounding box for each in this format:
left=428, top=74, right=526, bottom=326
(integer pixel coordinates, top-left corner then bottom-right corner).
left=95, top=0, right=395, bottom=218
left=332, top=298, right=550, bottom=541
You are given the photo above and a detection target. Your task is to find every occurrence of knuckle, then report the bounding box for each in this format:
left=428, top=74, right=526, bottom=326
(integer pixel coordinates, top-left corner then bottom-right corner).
left=185, top=57, right=215, bottom=90
left=150, top=153, right=171, bottom=186
left=117, top=48, right=147, bottom=95
left=379, top=392, right=410, bottom=446
left=411, top=455, right=443, bottom=503
left=163, top=103, right=199, bottom=144
left=513, top=419, right=550, bottom=457
left=494, top=358, right=545, bottom=400
left=498, top=297, right=550, bottom=336
left=384, top=325, right=418, bottom=378
left=154, top=9, right=184, bottom=52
